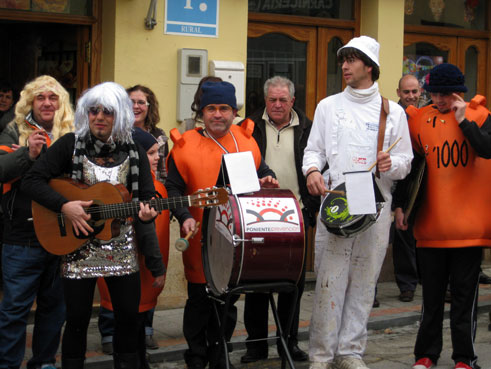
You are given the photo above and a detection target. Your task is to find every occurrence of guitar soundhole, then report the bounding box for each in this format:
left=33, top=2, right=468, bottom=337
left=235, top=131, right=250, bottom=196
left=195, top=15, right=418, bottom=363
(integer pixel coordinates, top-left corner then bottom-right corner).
left=73, top=222, right=105, bottom=240
left=71, top=203, right=104, bottom=239
left=89, top=204, right=101, bottom=222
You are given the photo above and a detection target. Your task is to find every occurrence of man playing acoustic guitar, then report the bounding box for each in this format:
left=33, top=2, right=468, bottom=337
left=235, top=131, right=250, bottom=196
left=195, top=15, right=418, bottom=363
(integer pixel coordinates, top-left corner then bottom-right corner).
left=0, top=75, right=73, bottom=369
left=22, top=82, right=165, bottom=369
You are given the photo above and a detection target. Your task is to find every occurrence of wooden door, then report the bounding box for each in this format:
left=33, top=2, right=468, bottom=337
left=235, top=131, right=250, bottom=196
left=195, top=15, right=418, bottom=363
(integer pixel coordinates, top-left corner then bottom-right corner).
left=404, top=33, right=488, bottom=102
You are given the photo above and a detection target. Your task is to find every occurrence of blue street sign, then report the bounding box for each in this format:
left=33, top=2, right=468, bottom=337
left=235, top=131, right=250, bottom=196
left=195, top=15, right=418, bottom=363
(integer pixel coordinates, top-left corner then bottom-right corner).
left=165, top=0, right=219, bottom=37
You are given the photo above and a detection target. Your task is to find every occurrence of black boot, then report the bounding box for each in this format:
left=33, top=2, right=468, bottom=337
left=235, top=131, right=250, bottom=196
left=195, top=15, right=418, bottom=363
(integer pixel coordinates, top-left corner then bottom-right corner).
left=61, top=357, right=85, bottom=369
left=113, top=352, right=140, bottom=369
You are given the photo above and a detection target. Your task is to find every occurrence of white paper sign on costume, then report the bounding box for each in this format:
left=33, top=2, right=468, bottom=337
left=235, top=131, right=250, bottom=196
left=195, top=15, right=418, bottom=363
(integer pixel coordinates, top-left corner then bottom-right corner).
left=238, top=197, right=301, bottom=233
left=223, top=151, right=260, bottom=195
left=344, top=171, right=376, bottom=215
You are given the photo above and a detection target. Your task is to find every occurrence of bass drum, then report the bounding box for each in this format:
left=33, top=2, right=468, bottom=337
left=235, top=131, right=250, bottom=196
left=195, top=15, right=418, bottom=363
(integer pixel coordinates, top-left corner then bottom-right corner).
left=202, top=188, right=305, bottom=296
left=320, top=179, right=385, bottom=238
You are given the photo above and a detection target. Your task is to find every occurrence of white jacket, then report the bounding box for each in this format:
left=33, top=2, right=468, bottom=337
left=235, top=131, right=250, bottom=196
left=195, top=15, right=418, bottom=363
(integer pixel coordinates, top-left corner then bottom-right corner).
left=302, top=82, right=413, bottom=200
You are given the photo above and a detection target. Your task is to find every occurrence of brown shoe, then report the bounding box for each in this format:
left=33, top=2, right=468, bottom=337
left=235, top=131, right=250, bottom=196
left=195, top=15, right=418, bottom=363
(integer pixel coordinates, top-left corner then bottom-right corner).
left=399, top=290, right=415, bottom=302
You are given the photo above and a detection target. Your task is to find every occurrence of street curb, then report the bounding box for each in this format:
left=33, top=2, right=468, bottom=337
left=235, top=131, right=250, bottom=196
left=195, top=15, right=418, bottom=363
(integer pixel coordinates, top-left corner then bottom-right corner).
left=83, top=300, right=491, bottom=368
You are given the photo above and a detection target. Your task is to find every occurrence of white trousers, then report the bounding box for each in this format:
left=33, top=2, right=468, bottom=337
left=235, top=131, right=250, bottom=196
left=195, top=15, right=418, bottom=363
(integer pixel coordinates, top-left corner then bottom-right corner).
left=309, top=205, right=391, bottom=363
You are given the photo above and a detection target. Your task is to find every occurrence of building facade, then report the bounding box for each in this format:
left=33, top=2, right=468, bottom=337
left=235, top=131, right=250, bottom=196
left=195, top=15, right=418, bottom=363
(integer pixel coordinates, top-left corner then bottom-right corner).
left=1, top=0, right=489, bottom=308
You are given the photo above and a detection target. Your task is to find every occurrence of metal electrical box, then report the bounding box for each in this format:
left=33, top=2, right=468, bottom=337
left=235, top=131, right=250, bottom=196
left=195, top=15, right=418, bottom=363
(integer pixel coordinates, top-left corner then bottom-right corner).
left=209, top=60, right=245, bottom=110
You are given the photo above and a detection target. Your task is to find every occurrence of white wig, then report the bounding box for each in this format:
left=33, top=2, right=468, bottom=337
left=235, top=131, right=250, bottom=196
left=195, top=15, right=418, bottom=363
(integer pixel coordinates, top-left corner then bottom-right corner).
left=75, top=82, right=135, bottom=143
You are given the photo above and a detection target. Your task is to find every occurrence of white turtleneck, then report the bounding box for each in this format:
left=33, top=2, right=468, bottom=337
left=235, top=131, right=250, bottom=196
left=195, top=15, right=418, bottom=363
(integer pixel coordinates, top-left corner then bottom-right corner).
left=302, top=82, right=413, bottom=199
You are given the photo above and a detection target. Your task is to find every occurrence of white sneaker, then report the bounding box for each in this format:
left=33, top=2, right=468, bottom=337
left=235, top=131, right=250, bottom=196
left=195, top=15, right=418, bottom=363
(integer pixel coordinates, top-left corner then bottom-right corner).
left=334, top=356, right=369, bottom=369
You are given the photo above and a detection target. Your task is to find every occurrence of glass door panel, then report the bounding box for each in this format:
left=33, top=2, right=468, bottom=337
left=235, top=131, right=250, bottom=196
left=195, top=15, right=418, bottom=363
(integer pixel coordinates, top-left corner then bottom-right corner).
left=458, top=38, right=487, bottom=99
left=404, top=34, right=455, bottom=103
left=247, top=34, right=307, bottom=115
left=317, top=28, right=353, bottom=104
left=404, top=34, right=488, bottom=103
left=247, top=23, right=317, bottom=119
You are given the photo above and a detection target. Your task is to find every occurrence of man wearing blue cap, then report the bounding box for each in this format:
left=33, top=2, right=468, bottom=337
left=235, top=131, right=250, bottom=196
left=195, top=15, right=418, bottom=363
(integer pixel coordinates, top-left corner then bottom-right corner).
left=303, top=36, right=413, bottom=369
left=166, top=81, right=278, bottom=369
left=405, top=63, right=491, bottom=369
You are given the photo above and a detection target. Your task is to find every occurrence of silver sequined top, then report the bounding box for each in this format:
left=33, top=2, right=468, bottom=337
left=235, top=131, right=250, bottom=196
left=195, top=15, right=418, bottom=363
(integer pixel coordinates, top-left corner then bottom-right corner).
left=61, top=155, right=139, bottom=279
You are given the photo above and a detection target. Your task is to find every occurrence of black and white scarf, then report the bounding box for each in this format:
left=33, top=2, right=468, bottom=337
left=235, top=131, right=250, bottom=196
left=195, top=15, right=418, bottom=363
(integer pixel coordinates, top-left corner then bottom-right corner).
left=71, top=135, right=140, bottom=201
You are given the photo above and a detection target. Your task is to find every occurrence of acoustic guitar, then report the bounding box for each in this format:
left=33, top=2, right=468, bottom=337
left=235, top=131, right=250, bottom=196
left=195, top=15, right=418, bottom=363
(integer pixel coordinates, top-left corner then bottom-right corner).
left=31, top=178, right=228, bottom=255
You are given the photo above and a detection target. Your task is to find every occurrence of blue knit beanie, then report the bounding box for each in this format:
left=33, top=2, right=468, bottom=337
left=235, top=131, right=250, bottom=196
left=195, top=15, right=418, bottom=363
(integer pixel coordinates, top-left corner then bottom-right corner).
left=199, top=81, right=237, bottom=110
left=423, top=63, right=468, bottom=93
left=132, top=127, right=157, bottom=151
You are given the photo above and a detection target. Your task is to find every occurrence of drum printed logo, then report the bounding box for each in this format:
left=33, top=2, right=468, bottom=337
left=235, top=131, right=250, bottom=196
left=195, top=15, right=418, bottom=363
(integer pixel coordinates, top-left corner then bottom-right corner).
left=215, top=202, right=234, bottom=239
left=240, top=197, right=301, bottom=233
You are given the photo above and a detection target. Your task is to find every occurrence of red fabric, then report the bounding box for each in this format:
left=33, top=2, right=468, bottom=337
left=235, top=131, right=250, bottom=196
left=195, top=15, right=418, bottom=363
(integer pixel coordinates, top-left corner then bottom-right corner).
left=413, top=357, right=434, bottom=368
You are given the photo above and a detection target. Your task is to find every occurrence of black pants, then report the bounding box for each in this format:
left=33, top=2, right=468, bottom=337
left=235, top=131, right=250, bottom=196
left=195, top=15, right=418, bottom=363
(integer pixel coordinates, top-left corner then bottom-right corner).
left=414, top=247, right=481, bottom=367
left=183, top=282, right=238, bottom=368
left=62, top=272, right=140, bottom=359
left=392, top=222, right=419, bottom=293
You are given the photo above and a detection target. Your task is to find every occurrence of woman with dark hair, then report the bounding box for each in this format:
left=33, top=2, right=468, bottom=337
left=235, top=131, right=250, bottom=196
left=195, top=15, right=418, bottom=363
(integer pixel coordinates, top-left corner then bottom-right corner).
left=127, top=85, right=168, bottom=183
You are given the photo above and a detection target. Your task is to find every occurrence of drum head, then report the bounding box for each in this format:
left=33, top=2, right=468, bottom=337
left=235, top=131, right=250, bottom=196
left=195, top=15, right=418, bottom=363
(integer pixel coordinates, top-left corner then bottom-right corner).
left=320, top=182, right=382, bottom=238
left=202, top=205, right=236, bottom=296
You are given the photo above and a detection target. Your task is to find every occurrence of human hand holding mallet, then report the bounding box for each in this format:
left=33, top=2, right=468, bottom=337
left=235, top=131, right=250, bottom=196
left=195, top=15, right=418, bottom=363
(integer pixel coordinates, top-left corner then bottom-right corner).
left=175, top=221, right=200, bottom=252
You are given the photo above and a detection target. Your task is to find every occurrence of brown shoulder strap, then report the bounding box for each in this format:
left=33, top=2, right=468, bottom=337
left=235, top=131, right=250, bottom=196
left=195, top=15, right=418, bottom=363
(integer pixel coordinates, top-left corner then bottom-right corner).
left=376, top=96, right=389, bottom=178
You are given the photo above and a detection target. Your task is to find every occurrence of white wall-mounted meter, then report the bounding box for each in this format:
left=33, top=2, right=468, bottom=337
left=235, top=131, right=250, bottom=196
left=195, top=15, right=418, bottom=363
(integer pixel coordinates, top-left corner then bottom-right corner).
left=177, top=48, right=208, bottom=121
left=209, top=60, right=245, bottom=110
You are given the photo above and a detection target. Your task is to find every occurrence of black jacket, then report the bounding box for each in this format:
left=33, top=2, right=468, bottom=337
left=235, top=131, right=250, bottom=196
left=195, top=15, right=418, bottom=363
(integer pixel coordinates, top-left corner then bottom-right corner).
left=0, top=122, right=43, bottom=246
left=242, top=108, right=320, bottom=226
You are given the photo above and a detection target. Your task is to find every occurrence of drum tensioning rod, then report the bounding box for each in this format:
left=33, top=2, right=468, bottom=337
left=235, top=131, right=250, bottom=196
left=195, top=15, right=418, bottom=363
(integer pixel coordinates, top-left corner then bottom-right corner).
left=232, top=234, right=264, bottom=246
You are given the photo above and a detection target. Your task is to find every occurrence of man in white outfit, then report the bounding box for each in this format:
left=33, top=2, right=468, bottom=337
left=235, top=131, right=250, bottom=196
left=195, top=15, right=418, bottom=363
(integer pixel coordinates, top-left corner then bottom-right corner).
left=302, top=36, right=413, bottom=369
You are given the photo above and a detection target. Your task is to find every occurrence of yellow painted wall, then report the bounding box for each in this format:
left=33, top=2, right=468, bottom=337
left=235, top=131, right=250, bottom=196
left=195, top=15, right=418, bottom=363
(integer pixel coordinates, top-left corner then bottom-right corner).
left=99, top=0, right=249, bottom=309
left=101, top=0, right=248, bottom=135
left=360, top=0, right=405, bottom=101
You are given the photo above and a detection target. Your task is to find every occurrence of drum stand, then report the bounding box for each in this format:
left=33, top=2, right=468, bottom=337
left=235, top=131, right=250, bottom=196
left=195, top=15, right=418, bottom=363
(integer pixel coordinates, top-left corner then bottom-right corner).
left=211, top=281, right=299, bottom=369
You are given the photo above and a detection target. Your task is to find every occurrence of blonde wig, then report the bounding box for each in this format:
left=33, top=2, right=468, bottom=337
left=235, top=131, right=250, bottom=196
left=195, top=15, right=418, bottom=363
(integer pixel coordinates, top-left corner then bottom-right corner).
left=14, top=75, right=74, bottom=146
left=75, top=82, right=135, bottom=144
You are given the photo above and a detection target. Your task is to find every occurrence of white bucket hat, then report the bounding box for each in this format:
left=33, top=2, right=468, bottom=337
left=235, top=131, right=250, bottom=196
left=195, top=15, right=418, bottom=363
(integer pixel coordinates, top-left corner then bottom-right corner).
left=337, top=35, right=380, bottom=67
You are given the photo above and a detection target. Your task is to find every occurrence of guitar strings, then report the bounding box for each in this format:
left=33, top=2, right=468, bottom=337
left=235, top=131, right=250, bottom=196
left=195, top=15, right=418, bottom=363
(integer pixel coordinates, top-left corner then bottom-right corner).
left=79, top=191, right=219, bottom=218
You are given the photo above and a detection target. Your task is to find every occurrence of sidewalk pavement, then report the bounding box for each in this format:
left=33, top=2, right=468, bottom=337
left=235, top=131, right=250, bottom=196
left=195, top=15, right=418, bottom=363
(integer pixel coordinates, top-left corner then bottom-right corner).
left=24, top=265, right=491, bottom=369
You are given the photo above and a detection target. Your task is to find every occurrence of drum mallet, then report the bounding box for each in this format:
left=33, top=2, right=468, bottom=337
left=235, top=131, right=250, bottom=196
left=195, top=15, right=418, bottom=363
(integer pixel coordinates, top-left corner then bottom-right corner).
left=367, top=137, right=402, bottom=172
left=325, top=189, right=346, bottom=196
left=175, top=222, right=200, bottom=252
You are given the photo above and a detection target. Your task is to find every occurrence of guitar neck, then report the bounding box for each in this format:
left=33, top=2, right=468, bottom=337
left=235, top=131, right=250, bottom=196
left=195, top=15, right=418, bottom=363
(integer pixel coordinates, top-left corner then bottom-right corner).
left=92, top=196, right=191, bottom=220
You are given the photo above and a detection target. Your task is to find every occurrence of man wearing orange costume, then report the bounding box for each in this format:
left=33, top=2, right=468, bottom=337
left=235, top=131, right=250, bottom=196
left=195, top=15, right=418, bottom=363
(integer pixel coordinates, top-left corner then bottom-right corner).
left=406, top=63, right=491, bottom=369
left=166, top=81, right=278, bottom=369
